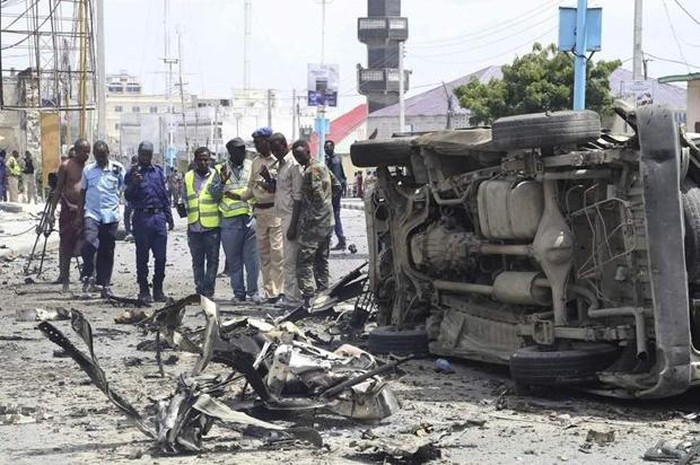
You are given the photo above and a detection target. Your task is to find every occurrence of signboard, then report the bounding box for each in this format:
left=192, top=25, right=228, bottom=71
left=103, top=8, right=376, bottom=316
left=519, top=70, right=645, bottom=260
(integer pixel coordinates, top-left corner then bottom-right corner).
left=620, top=80, right=655, bottom=107
left=307, top=63, right=339, bottom=107
left=558, top=7, right=603, bottom=52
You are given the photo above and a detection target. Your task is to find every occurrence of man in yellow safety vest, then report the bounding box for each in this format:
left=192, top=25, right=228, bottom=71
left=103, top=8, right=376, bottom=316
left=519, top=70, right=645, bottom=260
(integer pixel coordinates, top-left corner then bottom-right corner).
left=6, top=150, right=21, bottom=202
left=210, top=138, right=261, bottom=304
left=180, top=146, right=221, bottom=298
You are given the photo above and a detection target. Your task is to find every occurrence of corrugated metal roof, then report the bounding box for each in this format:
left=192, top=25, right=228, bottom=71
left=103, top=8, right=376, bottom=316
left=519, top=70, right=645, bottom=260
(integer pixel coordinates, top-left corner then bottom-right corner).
left=370, top=66, right=687, bottom=117
left=658, top=73, right=700, bottom=83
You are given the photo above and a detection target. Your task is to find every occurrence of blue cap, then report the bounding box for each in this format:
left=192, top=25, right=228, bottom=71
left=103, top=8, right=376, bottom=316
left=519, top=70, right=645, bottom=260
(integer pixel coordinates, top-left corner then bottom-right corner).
left=138, top=141, right=154, bottom=153
left=251, top=127, right=273, bottom=139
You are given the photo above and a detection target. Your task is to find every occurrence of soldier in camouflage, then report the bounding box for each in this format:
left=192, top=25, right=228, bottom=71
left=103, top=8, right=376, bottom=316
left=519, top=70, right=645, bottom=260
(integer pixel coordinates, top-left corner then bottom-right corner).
left=287, top=139, right=341, bottom=308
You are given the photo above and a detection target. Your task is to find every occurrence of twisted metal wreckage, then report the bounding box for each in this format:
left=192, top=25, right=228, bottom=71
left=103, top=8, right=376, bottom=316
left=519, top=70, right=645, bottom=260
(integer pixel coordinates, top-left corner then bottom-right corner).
left=38, top=284, right=402, bottom=455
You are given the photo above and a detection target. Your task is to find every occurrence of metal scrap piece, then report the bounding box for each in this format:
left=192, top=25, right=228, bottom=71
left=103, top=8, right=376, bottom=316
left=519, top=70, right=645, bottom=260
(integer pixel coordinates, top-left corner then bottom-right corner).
left=141, top=294, right=201, bottom=354
left=38, top=315, right=156, bottom=439
left=39, top=308, right=324, bottom=454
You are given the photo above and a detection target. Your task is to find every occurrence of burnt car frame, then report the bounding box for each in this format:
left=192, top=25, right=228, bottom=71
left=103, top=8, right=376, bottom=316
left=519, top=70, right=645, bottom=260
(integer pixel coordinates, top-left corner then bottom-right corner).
left=351, top=104, right=700, bottom=398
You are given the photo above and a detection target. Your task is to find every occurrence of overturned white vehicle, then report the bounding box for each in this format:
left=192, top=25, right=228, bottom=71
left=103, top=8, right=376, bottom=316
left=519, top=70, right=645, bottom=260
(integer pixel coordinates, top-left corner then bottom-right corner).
left=352, top=105, right=700, bottom=398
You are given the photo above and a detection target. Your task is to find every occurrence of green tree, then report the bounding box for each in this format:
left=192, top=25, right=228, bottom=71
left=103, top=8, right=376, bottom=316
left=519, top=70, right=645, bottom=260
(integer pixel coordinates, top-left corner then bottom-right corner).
left=454, top=43, right=621, bottom=125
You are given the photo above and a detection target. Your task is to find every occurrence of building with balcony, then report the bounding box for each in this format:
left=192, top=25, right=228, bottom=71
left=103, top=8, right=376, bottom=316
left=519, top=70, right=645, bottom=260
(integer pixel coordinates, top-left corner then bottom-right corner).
left=357, top=0, right=409, bottom=113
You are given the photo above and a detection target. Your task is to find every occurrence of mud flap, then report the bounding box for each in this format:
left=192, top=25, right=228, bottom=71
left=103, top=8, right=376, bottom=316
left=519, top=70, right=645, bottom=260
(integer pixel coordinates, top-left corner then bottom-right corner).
left=638, top=104, right=692, bottom=398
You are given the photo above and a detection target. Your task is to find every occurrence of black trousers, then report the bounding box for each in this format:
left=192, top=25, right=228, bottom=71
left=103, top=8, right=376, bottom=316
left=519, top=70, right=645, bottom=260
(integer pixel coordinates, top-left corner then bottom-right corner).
left=81, top=218, right=118, bottom=286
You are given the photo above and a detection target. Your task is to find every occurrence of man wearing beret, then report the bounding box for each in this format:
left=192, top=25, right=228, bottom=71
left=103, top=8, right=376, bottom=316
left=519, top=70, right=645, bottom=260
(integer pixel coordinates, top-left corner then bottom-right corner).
left=124, top=141, right=174, bottom=303
left=234, top=127, right=285, bottom=303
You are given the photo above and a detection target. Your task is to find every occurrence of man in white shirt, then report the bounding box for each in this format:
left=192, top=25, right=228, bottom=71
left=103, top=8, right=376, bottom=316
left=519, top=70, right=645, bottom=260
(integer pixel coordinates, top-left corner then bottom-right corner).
left=269, top=132, right=303, bottom=308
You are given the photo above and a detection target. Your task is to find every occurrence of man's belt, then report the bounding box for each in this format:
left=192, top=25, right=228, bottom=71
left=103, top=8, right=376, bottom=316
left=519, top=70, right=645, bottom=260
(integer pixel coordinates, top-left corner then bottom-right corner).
left=134, top=207, right=164, bottom=214
left=254, top=203, right=274, bottom=210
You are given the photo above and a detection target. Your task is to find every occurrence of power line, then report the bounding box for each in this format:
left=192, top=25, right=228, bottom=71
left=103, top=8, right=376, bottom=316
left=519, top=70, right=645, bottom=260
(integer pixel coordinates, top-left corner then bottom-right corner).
left=644, top=52, right=700, bottom=70
left=661, top=0, right=692, bottom=73
left=411, top=0, right=562, bottom=48
left=672, top=0, right=700, bottom=26
left=411, top=12, right=558, bottom=58
left=412, top=25, right=557, bottom=66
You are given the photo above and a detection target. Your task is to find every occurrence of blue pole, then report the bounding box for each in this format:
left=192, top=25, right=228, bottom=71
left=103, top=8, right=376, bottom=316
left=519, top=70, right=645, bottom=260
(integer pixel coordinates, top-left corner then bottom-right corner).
left=315, top=106, right=328, bottom=164
left=573, top=0, right=588, bottom=110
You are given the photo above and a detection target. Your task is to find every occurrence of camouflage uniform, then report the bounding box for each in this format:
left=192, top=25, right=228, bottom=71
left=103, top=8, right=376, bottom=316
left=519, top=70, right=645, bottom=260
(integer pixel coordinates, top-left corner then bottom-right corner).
left=296, top=160, right=340, bottom=298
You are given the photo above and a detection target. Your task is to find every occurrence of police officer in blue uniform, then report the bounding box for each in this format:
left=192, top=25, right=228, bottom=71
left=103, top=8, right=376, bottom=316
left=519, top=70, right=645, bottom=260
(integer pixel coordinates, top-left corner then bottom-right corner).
left=124, top=141, right=174, bottom=303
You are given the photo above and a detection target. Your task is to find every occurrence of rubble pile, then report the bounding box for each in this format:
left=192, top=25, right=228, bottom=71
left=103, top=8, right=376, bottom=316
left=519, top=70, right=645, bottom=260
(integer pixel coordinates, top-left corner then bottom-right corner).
left=38, top=287, right=401, bottom=456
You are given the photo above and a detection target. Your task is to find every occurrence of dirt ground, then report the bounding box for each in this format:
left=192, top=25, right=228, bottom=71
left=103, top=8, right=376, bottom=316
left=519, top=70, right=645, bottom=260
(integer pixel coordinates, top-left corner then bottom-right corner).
left=2, top=209, right=700, bottom=465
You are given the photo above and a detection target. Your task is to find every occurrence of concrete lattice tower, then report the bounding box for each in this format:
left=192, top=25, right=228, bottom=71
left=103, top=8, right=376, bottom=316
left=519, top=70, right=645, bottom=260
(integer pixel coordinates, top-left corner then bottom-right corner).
left=357, top=0, right=409, bottom=113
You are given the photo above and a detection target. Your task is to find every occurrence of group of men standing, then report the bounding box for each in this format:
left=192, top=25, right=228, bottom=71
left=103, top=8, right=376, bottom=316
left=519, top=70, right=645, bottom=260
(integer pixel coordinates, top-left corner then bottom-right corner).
left=180, top=127, right=343, bottom=309
left=0, top=150, right=37, bottom=203
left=49, top=127, right=345, bottom=310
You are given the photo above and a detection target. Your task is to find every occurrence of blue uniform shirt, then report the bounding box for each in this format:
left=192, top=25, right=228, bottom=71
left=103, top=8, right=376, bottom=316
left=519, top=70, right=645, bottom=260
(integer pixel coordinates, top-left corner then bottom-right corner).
left=124, top=164, right=172, bottom=222
left=82, top=160, right=125, bottom=224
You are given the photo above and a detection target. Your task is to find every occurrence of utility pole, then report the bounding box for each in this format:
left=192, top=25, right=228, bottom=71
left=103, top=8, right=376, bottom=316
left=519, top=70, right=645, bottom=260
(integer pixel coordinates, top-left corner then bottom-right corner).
left=95, top=0, right=106, bottom=140
left=163, top=0, right=178, bottom=163
left=315, top=0, right=332, bottom=163
left=441, top=82, right=454, bottom=130
left=573, top=0, right=588, bottom=110
left=633, top=0, right=643, bottom=80
left=398, top=41, right=405, bottom=132
left=78, top=0, right=88, bottom=137
left=292, top=89, right=297, bottom=140
left=643, top=57, right=650, bottom=80
left=177, top=29, right=189, bottom=157
left=244, top=0, right=252, bottom=93
left=320, top=0, right=327, bottom=63
left=266, top=89, right=273, bottom=128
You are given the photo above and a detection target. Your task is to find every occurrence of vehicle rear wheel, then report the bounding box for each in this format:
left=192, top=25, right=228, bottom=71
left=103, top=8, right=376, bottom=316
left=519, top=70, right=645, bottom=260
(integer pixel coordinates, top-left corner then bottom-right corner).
left=492, top=110, right=601, bottom=150
left=367, top=326, right=429, bottom=357
left=351, top=138, right=414, bottom=167
left=509, top=342, right=618, bottom=386
left=682, top=180, right=700, bottom=283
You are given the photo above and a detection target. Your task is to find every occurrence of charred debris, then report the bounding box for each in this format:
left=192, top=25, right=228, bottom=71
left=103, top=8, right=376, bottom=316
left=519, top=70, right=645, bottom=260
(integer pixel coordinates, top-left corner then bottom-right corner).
left=38, top=264, right=409, bottom=456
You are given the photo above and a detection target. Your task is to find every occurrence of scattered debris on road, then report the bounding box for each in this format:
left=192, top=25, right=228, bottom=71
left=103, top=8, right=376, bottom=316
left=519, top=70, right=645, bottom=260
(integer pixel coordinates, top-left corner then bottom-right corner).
left=38, top=294, right=403, bottom=455
left=348, top=438, right=441, bottom=465
left=16, top=306, right=71, bottom=322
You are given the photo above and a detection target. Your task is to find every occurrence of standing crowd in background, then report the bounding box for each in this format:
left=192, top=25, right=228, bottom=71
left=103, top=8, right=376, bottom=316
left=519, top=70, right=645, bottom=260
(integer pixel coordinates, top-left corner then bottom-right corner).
left=48, top=127, right=343, bottom=311
left=0, top=149, right=39, bottom=204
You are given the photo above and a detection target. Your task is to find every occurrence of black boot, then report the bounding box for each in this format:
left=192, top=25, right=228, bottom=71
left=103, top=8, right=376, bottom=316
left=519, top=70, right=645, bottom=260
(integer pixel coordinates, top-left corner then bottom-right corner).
left=138, top=283, right=153, bottom=304
left=331, top=237, right=346, bottom=251
left=153, top=282, right=167, bottom=302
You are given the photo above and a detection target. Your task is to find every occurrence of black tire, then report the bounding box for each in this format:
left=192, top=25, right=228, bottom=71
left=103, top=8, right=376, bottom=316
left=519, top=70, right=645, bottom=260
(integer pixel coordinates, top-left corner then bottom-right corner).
left=351, top=138, right=415, bottom=167
left=683, top=180, right=700, bottom=282
left=492, top=110, right=601, bottom=150
left=509, top=342, right=618, bottom=386
left=368, top=326, right=429, bottom=357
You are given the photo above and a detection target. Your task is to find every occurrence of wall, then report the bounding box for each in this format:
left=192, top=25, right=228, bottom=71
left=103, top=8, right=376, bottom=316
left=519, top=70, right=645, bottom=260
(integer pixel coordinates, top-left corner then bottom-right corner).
left=367, top=114, right=470, bottom=139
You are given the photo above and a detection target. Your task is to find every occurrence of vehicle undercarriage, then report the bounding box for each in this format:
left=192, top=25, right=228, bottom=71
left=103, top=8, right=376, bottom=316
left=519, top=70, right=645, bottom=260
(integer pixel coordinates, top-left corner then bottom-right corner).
left=351, top=104, right=700, bottom=398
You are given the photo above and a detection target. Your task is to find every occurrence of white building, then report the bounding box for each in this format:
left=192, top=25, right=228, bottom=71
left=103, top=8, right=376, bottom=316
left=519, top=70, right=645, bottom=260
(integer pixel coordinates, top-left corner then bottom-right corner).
left=105, top=72, right=322, bottom=167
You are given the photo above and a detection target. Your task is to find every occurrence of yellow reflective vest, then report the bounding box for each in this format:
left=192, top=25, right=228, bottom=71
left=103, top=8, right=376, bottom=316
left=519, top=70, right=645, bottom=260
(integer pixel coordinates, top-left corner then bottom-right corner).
left=184, top=169, right=220, bottom=228
left=216, top=162, right=252, bottom=218
left=6, top=156, right=20, bottom=177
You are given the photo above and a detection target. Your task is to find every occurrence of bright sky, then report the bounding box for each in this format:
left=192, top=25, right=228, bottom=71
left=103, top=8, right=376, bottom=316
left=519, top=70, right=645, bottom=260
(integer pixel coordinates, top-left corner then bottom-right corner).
left=102, top=0, right=700, bottom=111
